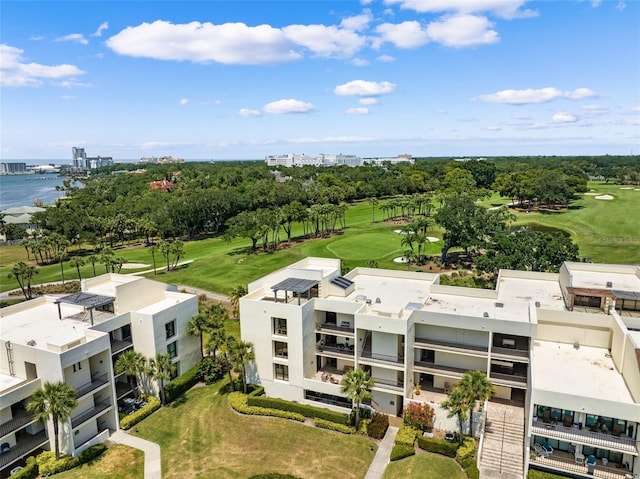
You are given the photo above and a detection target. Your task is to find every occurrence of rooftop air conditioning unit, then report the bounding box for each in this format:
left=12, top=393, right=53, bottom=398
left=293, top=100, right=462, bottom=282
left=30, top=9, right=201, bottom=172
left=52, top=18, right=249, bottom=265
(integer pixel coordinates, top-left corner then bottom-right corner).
left=483, top=312, right=489, bottom=318
left=535, top=301, right=541, bottom=307
left=27, top=340, right=36, bottom=346
left=606, top=281, right=613, bottom=288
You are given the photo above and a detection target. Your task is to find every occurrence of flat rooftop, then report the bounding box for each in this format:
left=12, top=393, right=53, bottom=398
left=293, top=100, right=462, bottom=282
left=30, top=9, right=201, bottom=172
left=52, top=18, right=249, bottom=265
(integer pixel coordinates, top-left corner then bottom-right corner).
left=532, top=340, right=635, bottom=404
left=569, top=270, right=640, bottom=293
left=84, top=274, right=141, bottom=297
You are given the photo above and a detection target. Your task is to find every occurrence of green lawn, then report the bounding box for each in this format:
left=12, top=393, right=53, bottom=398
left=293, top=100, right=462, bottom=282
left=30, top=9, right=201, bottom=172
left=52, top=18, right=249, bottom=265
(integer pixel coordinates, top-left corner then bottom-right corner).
left=2, top=183, right=638, bottom=294
left=382, top=452, right=467, bottom=479
left=55, top=444, right=143, bottom=479
left=129, top=380, right=376, bottom=479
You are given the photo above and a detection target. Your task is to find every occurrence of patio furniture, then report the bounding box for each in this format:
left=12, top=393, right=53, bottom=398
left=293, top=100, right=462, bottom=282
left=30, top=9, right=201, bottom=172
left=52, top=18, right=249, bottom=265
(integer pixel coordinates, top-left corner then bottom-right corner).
left=563, top=414, right=574, bottom=427
left=542, top=410, right=552, bottom=423
left=540, top=440, right=554, bottom=455
left=1, top=442, right=10, bottom=454
left=602, top=458, right=608, bottom=466
left=586, top=455, right=597, bottom=466
left=575, top=453, right=585, bottom=465
left=612, top=423, right=622, bottom=437
left=534, top=443, right=551, bottom=457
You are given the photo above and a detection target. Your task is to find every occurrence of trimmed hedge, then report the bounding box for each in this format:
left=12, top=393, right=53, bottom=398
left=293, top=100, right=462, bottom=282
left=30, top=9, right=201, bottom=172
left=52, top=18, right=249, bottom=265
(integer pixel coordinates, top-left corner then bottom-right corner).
left=390, top=444, right=416, bottom=461
left=394, top=425, right=419, bottom=447
left=36, top=451, right=80, bottom=476
left=456, top=437, right=476, bottom=462
left=417, top=435, right=458, bottom=457
left=78, top=443, right=108, bottom=464
left=248, top=385, right=265, bottom=397
left=10, top=456, right=38, bottom=479
left=120, top=395, right=161, bottom=430
left=247, top=396, right=349, bottom=425
left=366, top=412, right=389, bottom=439
left=229, top=392, right=305, bottom=422
left=165, top=363, right=200, bottom=403
left=314, top=418, right=353, bottom=434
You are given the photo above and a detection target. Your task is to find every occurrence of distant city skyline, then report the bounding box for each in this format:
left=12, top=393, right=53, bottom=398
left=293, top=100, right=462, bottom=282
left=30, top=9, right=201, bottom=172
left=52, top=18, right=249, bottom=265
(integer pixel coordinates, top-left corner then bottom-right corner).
left=1, top=0, right=639, bottom=161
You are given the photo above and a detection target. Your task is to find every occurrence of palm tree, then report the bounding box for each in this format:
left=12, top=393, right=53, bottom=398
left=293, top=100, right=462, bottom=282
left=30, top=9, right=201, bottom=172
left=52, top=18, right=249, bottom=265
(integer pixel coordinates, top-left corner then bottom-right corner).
left=187, top=312, right=213, bottom=359
left=87, top=254, right=99, bottom=277
left=8, top=261, right=39, bottom=300
left=149, top=353, right=174, bottom=405
left=441, top=386, right=470, bottom=445
left=27, top=381, right=78, bottom=460
left=69, top=256, right=86, bottom=281
left=115, top=350, right=147, bottom=398
left=229, top=285, right=247, bottom=319
left=458, top=371, right=495, bottom=436
left=369, top=197, right=379, bottom=223
left=20, top=238, right=32, bottom=261
left=148, top=244, right=158, bottom=275
left=230, top=340, right=255, bottom=394
left=340, top=368, right=374, bottom=429
left=56, top=251, right=66, bottom=284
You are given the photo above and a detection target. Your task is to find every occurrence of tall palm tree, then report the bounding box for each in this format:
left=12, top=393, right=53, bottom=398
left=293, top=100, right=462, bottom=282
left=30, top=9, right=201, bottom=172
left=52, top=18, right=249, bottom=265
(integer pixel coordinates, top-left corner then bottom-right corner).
left=27, top=381, right=78, bottom=460
left=441, top=386, right=470, bottom=445
left=149, top=353, right=174, bottom=405
left=87, top=254, right=99, bottom=277
left=115, top=350, right=147, bottom=398
left=458, top=370, right=495, bottom=436
left=187, top=312, right=213, bottom=359
left=340, top=368, right=374, bottom=429
left=229, top=285, right=247, bottom=319
left=8, top=261, right=39, bottom=300
left=369, top=197, right=379, bottom=223
left=68, top=256, right=86, bottom=281
left=230, top=340, right=255, bottom=394
left=148, top=245, right=158, bottom=275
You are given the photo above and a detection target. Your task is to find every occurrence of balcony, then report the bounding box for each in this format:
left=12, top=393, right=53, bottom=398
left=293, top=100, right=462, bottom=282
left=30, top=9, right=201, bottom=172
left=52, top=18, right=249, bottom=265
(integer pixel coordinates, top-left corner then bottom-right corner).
left=531, top=420, right=638, bottom=455
left=0, top=430, right=48, bottom=470
left=360, top=350, right=404, bottom=366
left=71, top=401, right=111, bottom=429
left=0, top=410, right=35, bottom=439
left=414, top=360, right=468, bottom=379
left=415, top=338, right=488, bottom=357
left=110, top=338, right=133, bottom=355
left=317, top=344, right=355, bottom=360
left=531, top=450, right=634, bottom=479
left=316, top=322, right=354, bottom=338
left=371, top=376, right=404, bottom=393
left=490, top=372, right=527, bottom=389
left=491, top=346, right=530, bottom=363
left=75, top=373, right=109, bottom=399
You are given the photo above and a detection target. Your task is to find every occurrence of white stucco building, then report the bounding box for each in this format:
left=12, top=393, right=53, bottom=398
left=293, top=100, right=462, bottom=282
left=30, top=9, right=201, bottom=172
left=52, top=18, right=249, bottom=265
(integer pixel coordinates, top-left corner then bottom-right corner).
left=240, top=258, right=640, bottom=479
left=0, top=274, right=199, bottom=473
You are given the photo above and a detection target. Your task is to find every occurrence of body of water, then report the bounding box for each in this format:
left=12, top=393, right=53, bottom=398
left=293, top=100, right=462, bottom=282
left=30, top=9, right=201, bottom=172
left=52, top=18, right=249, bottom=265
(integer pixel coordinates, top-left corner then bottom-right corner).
left=0, top=174, right=68, bottom=210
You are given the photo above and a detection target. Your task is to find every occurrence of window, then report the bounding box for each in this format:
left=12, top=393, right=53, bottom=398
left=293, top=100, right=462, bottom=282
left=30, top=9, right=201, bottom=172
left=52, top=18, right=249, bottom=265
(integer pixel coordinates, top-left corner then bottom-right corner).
left=574, top=295, right=601, bottom=308
left=167, top=341, right=178, bottom=359
left=272, top=317, right=287, bottom=336
left=274, top=364, right=289, bottom=381
left=165, top=320, right=176, bottom=339
left=170, top=362, right=179, bottom=380
left=122, top=324, right=132, bottom=342
left=274, top=341, right=288, bottom=359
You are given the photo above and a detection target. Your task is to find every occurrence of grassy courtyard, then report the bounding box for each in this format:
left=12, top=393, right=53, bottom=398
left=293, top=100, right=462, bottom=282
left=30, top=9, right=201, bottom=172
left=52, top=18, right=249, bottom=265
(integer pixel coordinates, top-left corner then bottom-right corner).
left=381, top=453, right=468, bottom=479
left=129, top=380, right=376, bottom=479
left=56, top=444, right=144, bottom=479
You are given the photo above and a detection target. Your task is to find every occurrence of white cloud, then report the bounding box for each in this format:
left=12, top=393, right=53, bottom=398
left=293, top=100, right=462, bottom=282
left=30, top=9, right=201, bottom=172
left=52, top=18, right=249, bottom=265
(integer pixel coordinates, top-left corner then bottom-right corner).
left=436, top=109, right=448, bottom=114
left=377, top=54, right=395, bottom=62
left=359, top=97, right=378, bottom=105
left=476, top=87, right=596, bottom=104
left=581, top=104, right=609, bottom=115
left=426, top=15, right=499, bottom=47
left=351, top=58, right=370, bottom=66
left=334, top=80, right=396, bottom=96
left=180, top=98, right=189, bottom=106
left=59, top=79, right=91, bottom=88
left=0, top=44, right=85, bottom=87
left=616, top=2, right=627, bottom=11
left=346, top=107, right=369, bottom=115
left=484, top=125, right=501, bottom=131
left=61, top=95, right=74, bottom=101
left=289, top=135, right=375, bottom=143
left=552, top=112, right=577, bottom=123
left=263, top=99, right=314, bottom=114
left=239, top=108, right=262, bottom=117
left=512, top=114, right=531, bottom=120
left=340, top=10, right=373, bottom=31
left=590, top=0, right=602, bottom=6
left=93, top=22, right=109, bottom=37
left=631, top=106, right=640, bottom=112
left=55, top=33, right=88, bottom=45
left=384, top=0, right=538, bottom=19
left=107, top=19, right=368, bottom=64
left=374, top=21, right=429, bottom=49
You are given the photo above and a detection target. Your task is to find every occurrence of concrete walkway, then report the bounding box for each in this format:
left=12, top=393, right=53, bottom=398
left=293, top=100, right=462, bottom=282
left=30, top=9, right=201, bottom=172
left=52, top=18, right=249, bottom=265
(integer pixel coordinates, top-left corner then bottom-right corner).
left=109, top=430, right=161, bottom=479
left=364, top=426, right=399, bottom=479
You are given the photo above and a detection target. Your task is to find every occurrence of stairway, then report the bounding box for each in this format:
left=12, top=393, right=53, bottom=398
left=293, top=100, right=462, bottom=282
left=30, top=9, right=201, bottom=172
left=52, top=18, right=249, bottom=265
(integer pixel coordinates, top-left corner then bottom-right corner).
left=479, top=403, right=525, bottom=479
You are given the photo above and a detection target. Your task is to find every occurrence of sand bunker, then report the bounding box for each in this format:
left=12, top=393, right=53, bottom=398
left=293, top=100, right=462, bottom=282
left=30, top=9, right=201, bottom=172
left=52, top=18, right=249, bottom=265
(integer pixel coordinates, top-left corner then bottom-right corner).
left=594, top=195, right=614, bottom=200
left=427, top=237, right=439, bottom=242
left=583, top=192, right=601, bottom=196
left=393, top=256, right=409, bottom=263
left=394, top=229, right=414, bottom=234
left=120, top=263, right=150, bottom=269
left=620, top=187, right=633, bottom=190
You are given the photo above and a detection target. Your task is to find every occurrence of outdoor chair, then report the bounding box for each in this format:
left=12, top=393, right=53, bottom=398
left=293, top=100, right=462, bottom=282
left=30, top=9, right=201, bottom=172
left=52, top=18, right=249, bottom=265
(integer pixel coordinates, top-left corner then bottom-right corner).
left=586, top=455, right=597, bottom=466
left=1, top=442, right=10, bottom=454
left=563, top=414, right=574, bottom=427
left=612, top=423, right=622, bottom=437
left=542, top=410, right=552, bottom=423
left=534, top=443, right=551, bottom=457
left=541, top=440, right=554, bottom=455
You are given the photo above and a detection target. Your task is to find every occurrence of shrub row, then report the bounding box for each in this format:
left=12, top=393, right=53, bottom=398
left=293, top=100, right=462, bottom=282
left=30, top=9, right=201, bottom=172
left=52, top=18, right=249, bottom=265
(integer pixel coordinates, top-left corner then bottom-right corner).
left=247, top=396, right=348, bottom=425
left=248, top=385, right=265, bottom=397
left=36, top=451, right=80, bottom=476
left=120, top=395, right=161, bottom=430
left=165, top=363, right=200, bottom=402
left=11, top=456, right=37, bottom=479
left=78, top=443, right=108, bottom=464
left=229, top=392, right=305, bottom=422
left=417, top=435, right=458, bottom=457
left=394, top=425, right=419, bottom=447
left=366, top=412, right=389, bottom=439
left=390, top=444, right=416, bottom=462
left=456, top=437, right=476, bottom=462
left=314, top=418, right=353, bottom=434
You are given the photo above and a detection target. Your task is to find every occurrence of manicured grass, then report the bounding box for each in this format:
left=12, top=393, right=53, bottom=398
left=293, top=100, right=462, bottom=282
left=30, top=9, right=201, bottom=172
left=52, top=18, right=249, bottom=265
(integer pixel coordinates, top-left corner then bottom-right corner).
left=55, top=444, right=143, bottom=479
left=130, top=380, right=376, bottom=479
left=382, top=452, right=467, bottom=479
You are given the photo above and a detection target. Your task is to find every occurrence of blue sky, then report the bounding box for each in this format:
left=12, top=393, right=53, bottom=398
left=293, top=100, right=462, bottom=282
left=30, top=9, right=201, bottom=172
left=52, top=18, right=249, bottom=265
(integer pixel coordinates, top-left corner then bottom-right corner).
left=1, top=0, right=639, bottom=161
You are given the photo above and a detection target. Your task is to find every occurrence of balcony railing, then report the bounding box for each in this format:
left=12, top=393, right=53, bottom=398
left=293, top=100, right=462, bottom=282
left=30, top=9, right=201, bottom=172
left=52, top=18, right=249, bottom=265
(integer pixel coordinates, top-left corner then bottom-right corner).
left=371, top=376, right=404, bottom=392
left=531, top=451, right=634, bottom=479
left=110, top=338, right=133, bottom=355
left=414, top=360, right=468, bottom=378
left=414, top=338, right=488, bottom=356
left=0, top=430, right=48, bottom=470
left=71, top=401, right=111, bottom=429
left=360, top=350, right=404, bottom=365
left=316, top=322, right=355, bottom=336
left=0, top=410, right=35, bottom=438
left=317, top=344, right=355, bottom=358
left=531, top=420, right=638, bottom=455
left=490, top=372, right=527, bottom=388
left=75, top=373, right=109, bottom=399
left=491, top=346, right=530, bottom=362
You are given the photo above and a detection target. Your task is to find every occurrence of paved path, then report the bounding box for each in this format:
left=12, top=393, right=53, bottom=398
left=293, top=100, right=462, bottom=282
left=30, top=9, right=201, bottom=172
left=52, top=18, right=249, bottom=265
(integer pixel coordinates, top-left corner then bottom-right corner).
left=364, top=426, right=399, bottom=479
left=109, top=429, right=162, bottom=479
left=174, top=284, right=230, bottom=304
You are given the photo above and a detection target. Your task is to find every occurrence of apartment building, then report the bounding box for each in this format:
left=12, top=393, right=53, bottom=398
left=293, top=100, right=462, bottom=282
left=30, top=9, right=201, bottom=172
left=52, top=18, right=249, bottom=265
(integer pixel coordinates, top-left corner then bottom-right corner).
left=0, top=274, right=199, bottom=474
left=240, top=258, right=640, bottom=479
